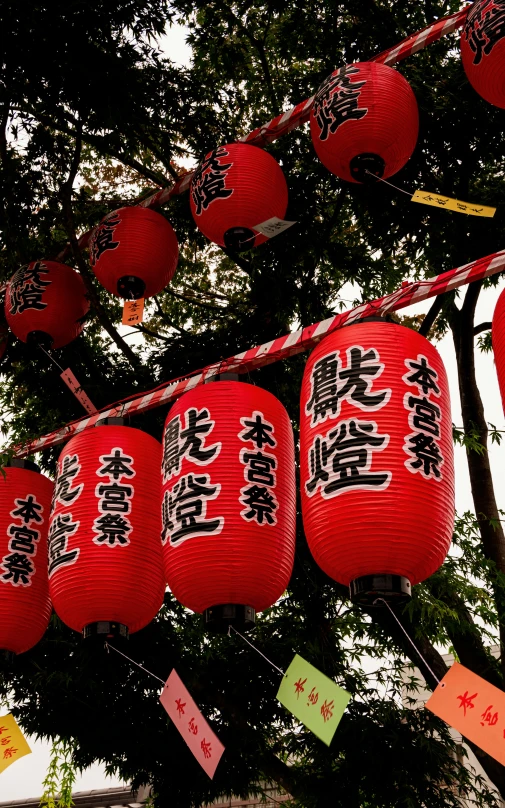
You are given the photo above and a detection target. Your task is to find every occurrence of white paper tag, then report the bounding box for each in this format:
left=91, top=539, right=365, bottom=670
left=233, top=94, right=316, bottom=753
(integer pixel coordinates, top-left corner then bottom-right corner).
left=60, top=368, right=98, bottom=414
left=252, top=217, right=297, bottom=238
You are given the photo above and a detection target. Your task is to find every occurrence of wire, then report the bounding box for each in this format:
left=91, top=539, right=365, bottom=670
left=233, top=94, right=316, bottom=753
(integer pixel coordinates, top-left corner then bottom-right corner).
left=105, top=641, right=166, bottom=686
left=228, top=625, right=285, bottom=677
left=373, top=598, right=441, bottom=684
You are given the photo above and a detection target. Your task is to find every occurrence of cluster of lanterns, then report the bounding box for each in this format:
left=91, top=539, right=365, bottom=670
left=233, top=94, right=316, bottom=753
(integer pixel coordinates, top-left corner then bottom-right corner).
left=0, top=0, right=503, bottom=654
left=0, top=321, right=458, bottom=655
left=3, top=0, right=503, bottom=353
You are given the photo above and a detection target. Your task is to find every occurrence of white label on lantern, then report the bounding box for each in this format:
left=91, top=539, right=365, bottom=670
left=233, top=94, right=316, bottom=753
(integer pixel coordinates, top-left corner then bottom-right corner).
left=402, top=354, right=444, bottom=481
left=60, top=369, right=98, bottom=415
left=0, top=493, right=44, bottom=587
left=252, top=217, right=297, bottom=239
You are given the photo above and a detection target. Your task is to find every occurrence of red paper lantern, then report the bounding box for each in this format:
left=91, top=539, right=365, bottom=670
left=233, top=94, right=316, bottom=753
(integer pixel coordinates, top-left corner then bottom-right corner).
left=0, top=460, right=53, bottom=654
left=161, top=381, right=296, bottom=631
left=4, top=260, right=89, bottom=349
left=300, top=320, right=454, bottom=605
left=48, top=423, right=165, bottom=638
left=189, top=143, right=289, bottom=251
left=310, top=62, right=419, bottom=183
left=461, top=0, right=505, bottom=109
left=89, top=206, right=179, bottom=300
left=492, top=287, right=505, bottom=410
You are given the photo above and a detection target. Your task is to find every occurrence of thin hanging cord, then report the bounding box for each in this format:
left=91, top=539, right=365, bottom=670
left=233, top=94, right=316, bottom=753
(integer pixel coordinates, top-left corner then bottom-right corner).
left=105, top=641, right=166, bottom=686
left=365, top=170, right=413, bottom=198
left=37, top=343, right=65, bottom=373
left=228, top=625, right=285, bottom=677
left=373, top=598, right=441, bottom=684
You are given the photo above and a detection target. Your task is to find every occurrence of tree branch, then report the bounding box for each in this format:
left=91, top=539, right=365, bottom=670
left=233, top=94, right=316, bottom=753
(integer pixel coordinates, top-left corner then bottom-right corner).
left=59, top=124, right=143, bottom=367
left=474, top=321, right=492, bottom=335
left=418, top=294, right=444, bottom=337
left=13, top=102, right=170, bottom=188
left=371, top=602, right=505, bottom=796
left=450, top=281, right=505, bottom=685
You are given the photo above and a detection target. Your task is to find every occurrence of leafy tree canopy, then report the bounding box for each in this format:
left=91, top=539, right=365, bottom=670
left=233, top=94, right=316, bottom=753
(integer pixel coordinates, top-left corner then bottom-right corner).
left=2, top=2, right=505, bottom=806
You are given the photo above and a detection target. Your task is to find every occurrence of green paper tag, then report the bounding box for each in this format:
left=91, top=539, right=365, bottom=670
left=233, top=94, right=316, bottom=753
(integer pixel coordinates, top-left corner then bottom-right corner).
left=277, top=654, right=350, bottom=746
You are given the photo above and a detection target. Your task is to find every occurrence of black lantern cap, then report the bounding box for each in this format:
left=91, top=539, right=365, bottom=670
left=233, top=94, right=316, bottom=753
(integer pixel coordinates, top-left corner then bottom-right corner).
left=350, top=575, right=411, bottom=606
left=83, top=621, right=129, bottom=640
left=204, top=604, right=256, bottom=633
left=27, top=330, right=53, bottom=350
left=5, top=457, right=40, bottom=473
left=117, top=275, right=146, bottom=300
left=349, top=153, right=386, bottom=183
left=223, top=227, right=256, bottom=252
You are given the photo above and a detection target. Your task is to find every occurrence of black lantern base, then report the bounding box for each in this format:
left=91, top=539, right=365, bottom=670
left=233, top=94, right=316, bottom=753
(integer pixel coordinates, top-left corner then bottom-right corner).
left=223, top=227, right=256, bottom=252
left=83, top=621, right=129, bottom=640
left=117, top=275, right=146, bottom=300
left=204, top=604, right=256, bottom=633
left=349, top=575, right=411, bottom=606
left=27, top=330, right=53, bottom=350
left=349, top=153, right=386, bottom=183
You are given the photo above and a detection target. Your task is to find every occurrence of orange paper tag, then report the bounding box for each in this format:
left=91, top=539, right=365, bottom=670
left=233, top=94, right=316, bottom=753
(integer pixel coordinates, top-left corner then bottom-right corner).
left=426, top=662, right=505, bottom=765
left=122, top=298, right=144, bottom=325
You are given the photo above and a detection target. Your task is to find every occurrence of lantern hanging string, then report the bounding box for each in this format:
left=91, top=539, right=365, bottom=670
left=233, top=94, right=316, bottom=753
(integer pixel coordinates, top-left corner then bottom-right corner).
left=37, top=343, right=65, bottom=373
left=373, top=598, right=441, bottom=684
left=227, top=625, right=285, bottom=677
left=7, top=244, right=505, bottom=459
left=104, top=641, right=166, bottom=686
left=364, top=170, right=414, bottom=198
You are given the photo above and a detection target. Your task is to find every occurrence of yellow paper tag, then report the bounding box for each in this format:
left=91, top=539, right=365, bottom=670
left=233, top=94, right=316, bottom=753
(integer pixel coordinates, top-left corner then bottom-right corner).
left=411, top=190, right=495, bottom=218
left=122, top=298, right=145, bottom=325
left=0, top=713, right=31, bottom=774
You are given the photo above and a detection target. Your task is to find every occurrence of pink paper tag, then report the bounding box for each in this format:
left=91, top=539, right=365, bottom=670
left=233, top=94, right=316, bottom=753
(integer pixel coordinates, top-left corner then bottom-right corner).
left=60, top=368, right=98, bottom=414
left=160, top=669, right=225, bottom=778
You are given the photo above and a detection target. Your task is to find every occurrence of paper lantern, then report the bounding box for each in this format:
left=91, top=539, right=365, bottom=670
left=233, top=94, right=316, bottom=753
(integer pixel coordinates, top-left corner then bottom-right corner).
left=310, top=62, right=419, bottom=183
left=189, top=143, right=289, bottom=250
left=161, top=381, right=296, bottom=631
left=48, top=422, right=165, bottom=638
left=492, top=287, right=505, bottom=410
left=4, top=260, right=89, bottom=349
left=0, top=460, right=53, bottom=654
left=461, top=0, right=505, bottom=109
left=300, top=320, right=454, bottom=605
left=89, top=206, right=179, bottom=299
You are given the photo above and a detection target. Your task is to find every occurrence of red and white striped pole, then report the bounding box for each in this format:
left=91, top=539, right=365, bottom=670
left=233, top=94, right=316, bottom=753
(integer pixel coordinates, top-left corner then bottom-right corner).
left=10, top=244, right=504, bottom=458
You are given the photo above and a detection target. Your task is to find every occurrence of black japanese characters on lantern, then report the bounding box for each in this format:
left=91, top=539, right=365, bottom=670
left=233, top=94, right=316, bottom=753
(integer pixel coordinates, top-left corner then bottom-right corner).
left=312, top=66, right=368, bottom=142
left=89, top=213, right=121, bottom=267
left=191, top=147, right=234, bottom=215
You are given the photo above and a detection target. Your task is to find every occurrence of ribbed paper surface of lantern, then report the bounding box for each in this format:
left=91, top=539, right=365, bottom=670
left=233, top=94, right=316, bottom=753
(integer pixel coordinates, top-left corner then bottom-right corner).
left=48, top=426, right=165, bottom=634
left=461, top=0, right=505, bottom=109
left=4, top=260, right=89, bottom=349
left=310, top=62, right=419, bottom=183
left=161, top=381, right=296, bottom=613
left=492, top=287, right=505, bottom=409
left=89, top=206, right=179, bottom=298
left=0, top=466, right=53, bottom=654
left=300, top=321, right=454, bottom=588
left=189, top=143, right=289, bottom=248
